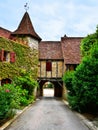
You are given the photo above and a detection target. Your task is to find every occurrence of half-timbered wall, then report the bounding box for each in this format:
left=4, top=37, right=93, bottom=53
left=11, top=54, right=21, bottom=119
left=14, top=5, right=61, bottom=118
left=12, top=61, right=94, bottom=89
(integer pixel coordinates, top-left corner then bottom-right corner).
left=38, top=60, right=64, bottom=78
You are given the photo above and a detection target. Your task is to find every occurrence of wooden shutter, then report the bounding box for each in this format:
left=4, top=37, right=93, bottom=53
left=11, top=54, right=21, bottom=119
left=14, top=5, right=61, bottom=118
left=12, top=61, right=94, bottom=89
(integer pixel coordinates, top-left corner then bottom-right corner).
left=10, top=52, right=16, bottom=63
left=0, top=49, right=4, bottom=61
left=46, top=61, right=52, bottom=71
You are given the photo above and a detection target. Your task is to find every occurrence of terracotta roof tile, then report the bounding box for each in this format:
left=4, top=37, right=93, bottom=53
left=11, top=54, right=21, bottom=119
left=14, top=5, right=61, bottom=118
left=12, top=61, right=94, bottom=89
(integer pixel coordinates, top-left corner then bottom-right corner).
left=0, top=27, right=11, bottom=39
left=61, top=37, right=83, bottom=64
left=39, top=41, right=63, bottom=60
left=11, top=12, right=41, bottom=41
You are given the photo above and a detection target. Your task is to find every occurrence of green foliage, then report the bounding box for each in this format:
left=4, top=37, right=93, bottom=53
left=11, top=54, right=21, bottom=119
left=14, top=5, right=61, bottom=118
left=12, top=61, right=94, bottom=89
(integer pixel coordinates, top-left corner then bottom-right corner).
left=62, top=71, right=75, bottom=96
left=63, top=56, right=98, bottom=113
left=0, top=84, right=20, bottom=120
left=47, top=83, right=54, bottom=88
left=13, top=71, right=38, bottom=96
left=63, top=26, right=98, bottom=113
left=0, top=70, right=38, bottom=120
left=0, top=38, right=39, bottom=121
left=72, top=52, right=98, bottom=112
left=0, top=37, right=38, bottom=80
left=81, top=26, right=98, bottom=56
left=15, top=86, right=29, bottom=106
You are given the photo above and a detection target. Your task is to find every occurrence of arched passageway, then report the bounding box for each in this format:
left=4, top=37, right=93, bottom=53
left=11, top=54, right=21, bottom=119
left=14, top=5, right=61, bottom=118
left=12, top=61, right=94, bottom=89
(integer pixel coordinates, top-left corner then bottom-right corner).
left=43, top=82, right=54, bottom=97
left=38, top=80, right=63, bottom=98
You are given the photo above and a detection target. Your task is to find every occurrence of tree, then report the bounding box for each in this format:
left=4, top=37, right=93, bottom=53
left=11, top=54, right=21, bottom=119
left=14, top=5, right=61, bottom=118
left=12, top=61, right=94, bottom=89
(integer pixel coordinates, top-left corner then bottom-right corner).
left=81, top=26, right=98, bottom=56
left=63, top=26, right=98, bottom=113
left=72, top=27, right=98, bottom=113
left=72, top=51, right=98, bottom=112
left=62, top=71, right=75, bottom=96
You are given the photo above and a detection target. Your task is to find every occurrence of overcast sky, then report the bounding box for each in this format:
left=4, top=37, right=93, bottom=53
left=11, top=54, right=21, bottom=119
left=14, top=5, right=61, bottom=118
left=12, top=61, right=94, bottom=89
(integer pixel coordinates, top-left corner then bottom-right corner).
left=0, top=0, right=98, bottom=41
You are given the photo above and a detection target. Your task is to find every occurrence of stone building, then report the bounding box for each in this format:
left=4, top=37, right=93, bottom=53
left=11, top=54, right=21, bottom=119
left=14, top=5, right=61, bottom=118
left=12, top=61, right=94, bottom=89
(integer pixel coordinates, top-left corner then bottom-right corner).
left=0, top=11, right=83, bottom=97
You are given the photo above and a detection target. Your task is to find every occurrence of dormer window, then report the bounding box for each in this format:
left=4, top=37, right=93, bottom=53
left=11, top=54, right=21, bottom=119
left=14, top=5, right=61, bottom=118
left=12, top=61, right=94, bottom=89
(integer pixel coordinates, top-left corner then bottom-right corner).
left=0, top=49, right=16, bottom=63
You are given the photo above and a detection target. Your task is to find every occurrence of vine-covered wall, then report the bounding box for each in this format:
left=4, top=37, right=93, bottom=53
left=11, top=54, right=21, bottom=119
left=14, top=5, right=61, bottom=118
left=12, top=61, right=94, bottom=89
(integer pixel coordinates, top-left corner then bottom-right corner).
left=0, top=37, right=38, bottom=80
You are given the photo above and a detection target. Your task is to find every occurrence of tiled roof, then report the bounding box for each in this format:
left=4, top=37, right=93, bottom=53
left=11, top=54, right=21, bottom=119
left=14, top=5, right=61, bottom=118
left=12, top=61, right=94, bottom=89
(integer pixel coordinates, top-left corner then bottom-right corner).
left=61, top=37, right=83, bottom=64
left=11, top=12, right=41, bottom=41
left=0, top=27, right=11, bottom=39
left=39, top=41, right=63, bottom=60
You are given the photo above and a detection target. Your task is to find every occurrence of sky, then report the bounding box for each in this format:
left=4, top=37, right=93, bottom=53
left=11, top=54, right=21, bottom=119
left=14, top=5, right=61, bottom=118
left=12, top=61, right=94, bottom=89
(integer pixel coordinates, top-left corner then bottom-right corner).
left=0, top=0, right=98, bottom=41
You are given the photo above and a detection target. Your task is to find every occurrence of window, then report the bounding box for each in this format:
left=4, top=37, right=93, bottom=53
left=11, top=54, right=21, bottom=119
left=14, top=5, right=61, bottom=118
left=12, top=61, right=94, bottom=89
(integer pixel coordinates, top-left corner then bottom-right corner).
left=46, top=61, right=52, bottom=71
left=0, top=49, right=15, bottom=63
left=66, top=64, right=78, bottom=71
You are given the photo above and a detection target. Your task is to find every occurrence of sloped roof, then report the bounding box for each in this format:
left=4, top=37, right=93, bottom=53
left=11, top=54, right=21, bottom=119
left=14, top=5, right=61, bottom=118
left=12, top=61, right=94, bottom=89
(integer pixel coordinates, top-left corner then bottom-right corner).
left=11, top=12, right=41, bottom=41
left=39, top=41, right=63, bottom=60
left=61, top=37, right=83, bottom=64
left=0, top=27, right=11, bottom=39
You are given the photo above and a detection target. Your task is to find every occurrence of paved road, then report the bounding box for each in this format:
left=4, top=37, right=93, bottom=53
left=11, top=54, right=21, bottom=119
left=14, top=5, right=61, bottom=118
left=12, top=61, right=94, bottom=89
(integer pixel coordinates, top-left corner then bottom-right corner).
left=5, top=97, right=90, bottom=130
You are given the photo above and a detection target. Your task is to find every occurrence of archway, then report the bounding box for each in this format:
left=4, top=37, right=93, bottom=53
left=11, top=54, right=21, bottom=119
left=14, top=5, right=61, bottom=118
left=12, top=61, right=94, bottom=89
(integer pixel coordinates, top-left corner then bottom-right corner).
left=43, top=82, right=54, bottom=97
left=1, top=78, right=12, bottom=86
left=38, top=80, right=63, bottom=98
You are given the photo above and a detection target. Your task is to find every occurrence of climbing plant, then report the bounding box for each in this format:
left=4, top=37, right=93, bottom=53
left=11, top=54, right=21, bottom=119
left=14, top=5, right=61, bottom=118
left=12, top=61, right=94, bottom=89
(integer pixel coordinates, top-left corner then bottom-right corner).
left=0, top=37, right=38, bottom=80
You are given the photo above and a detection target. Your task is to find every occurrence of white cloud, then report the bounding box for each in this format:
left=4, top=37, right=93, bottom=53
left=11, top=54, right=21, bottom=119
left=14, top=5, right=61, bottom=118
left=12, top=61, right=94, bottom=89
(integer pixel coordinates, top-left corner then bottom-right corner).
left=0, top=0, right=98, bottom=40
left=37, top=17, right=65, bottom=40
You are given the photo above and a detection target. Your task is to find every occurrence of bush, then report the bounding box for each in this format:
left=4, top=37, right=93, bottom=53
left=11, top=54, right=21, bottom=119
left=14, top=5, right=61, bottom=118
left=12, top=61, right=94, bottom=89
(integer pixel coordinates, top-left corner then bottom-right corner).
left=73, top=45, right=98, bottom=112
left=63, top=44, right=98, bottom=113
left=13, top=71, right=38, bottom=104
left=13, top=71, right=38, bottom=96
left=0, top=71, right=38, bottom=122
left=62, top=71, right=74, bottom=96
left=16, top=86, right=29, bottom=106
left=0, top=84, right=20, bottom=120
left=63, top=27, right=98, bottom=113
left=63, top=63, right=98, bottom=113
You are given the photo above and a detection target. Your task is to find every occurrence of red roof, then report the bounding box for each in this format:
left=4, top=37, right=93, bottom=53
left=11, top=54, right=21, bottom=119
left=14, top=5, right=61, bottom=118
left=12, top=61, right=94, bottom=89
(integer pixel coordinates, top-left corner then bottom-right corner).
left=61, top=37, right=83, bottom=64
left=0, top=27, right=11, bottom=39
left=39, top=41, right=63, bottom=60
left=11, top=12, right=41, bottom=41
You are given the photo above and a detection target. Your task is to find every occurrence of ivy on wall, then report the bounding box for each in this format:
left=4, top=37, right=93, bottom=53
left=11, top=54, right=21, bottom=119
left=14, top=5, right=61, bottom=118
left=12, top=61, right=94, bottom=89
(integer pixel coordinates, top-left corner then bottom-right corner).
left=0, top=37, right=38, bottom=80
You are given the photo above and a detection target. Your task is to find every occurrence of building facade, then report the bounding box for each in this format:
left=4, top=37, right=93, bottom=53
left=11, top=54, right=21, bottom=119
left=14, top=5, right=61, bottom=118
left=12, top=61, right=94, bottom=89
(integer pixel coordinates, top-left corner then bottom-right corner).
left=0, top=11, right=83, bottom=97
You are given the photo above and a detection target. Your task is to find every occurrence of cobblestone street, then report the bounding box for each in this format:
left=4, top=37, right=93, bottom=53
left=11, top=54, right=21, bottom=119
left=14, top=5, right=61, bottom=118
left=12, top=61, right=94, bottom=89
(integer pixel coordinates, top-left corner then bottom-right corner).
left=5, top=96, right=90, bottom=130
